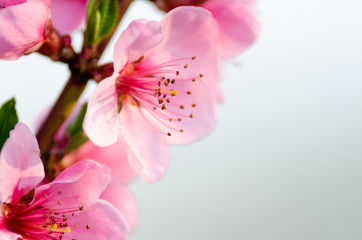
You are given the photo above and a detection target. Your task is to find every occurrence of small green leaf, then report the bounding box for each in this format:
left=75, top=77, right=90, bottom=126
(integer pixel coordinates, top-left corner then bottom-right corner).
left=98, top=0, right=118, bottom=39
left=66, top=102, right=88, bottom=136
left=84, top=0, right=119, bottom=46
left=65, top=132, right=89, bottom=154
left=0, top=98, right=19, bottom=151
left=64, top=102, right=89, bottom=153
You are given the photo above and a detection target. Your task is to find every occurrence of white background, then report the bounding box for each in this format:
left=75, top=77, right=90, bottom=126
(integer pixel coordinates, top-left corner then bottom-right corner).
left=1, top=0, right=362, bottom=239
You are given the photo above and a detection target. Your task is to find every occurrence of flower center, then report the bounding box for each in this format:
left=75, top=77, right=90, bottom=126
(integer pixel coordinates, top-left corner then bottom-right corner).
left=115, top=55, right=203, bottom=136
left=1, top=190, right=90, bottom=240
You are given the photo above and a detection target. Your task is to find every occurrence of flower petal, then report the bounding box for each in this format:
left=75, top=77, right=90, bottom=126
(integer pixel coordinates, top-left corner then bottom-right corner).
left=152, top=77, right=217, bottom=145
left=120, top=102, right=169, bottom=183
left=113, top=19, right=163, bottom=71
left=62, top=140, right=137, bottom=183
left=51, top=0, right=87, bottom=33
left=101, top=183, right=138, bottom=232
left=83, top=75, right=119, bottom=147
left=65, top=199, right=128, bottom=240
left=147, top=6, right=218, bottom=74
left=0, top=123, right=44, bottom=203
left=34, top=160, right=110, bottom=211
left=0, top=0, right=50, bottom=60
left=204, top=0, right=261, bottom=57
left=0, top=227, right=22, bottom=240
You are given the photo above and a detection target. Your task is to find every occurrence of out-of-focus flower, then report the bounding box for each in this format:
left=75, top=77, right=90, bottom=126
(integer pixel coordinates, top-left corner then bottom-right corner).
left=0, top=0, right=52, bottom=60
left=154, top=0, right=207, bottom=10
left=155, top=0, right=261, bottom=58
left=51, top=0, right=87, bottom=34
left=84, top=7, right=219, bottom=183
left=61, top=139, right=139, bottom=231
left=0, top=123, right=128, bottom=240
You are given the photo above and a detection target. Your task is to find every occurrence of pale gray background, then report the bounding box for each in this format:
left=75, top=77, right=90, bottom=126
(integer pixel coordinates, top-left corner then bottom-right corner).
left=1, top=0, right=362, bottom=239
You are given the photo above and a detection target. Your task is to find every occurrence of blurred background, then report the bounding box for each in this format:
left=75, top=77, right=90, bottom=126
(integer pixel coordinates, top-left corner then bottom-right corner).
left=1, top=0, right=362, bottom=239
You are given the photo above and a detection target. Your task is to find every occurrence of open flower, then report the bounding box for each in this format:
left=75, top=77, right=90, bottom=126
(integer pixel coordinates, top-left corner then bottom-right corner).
left=62, top=140, right=139, bottom=232
left=0, top=123, right=127, bottom=240
left=0, top=0, right=52, bottom=60
left=51, top=0, right=87, bottom=33
left=154, top=0, right=261, bottom=58
left=83, top=7, right=219, bottom=183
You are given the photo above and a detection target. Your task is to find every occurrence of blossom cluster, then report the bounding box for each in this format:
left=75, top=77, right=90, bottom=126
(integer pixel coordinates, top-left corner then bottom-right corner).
left=0, top=0, right=260, bottom=239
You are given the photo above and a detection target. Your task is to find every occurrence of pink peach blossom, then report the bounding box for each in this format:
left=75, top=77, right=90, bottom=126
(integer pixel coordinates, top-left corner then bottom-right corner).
left=0, top=123, right=128, bottom=240
left=155, top=0, right=261, bottom=57
left=84, top=7, right=219, bottom=183
left=51, top=0, right=87, bottom=34
left=0, top=0, right=51, bottom=60
left=62, top=140, right=139, bottom=231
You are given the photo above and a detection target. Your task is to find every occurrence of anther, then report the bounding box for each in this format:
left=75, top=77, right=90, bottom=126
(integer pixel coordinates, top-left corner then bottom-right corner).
left=187, top=91, right=192, bottom=95
left=158, top=99, right=163, bottom=104
left=180, top=129, right=184, bottom=132
left=180, top=105, right=184, bottom=109
left=58, top=201, right=62, bottom=205
left=190, top=114, right=193, bottom=118
left=192, top=56, right=196, bottom=60
left=192, top=78, right=196, bottom=82
left=169, top=118, right=172, bottom=122
left=86, top=225, right=90, bottom=230
left=192, top=104, right=196, bottom=107
left=171, top=79, right=175, bottom=84
left=166, top=98, right=170, bottom=103
left=79, top=206, right=84, bottom=211
left=176, top=71, right=179, bottom=75
left=184, top=64, right=188, bottom=68
left=161, top=105, right=166, bottom=110
left=199, top=73, right=203, bottom=78
left=57, top=191, right=61, bottom=195
left=167, top=132, right=171, bottom=136
left=178, top=118, right=182, bottom=122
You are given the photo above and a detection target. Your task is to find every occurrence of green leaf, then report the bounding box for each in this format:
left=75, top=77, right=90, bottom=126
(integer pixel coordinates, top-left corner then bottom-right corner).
left=65, top=131, right=89, bottom=154
left=98, top=0, right=118, bottom=39
left=66, top=102, right=88, bottom=136
left=0, top=98, right=19, bottom=151
left=64, top=102, right=89, bottom=153
left=84, top=0, right=119, bottom=46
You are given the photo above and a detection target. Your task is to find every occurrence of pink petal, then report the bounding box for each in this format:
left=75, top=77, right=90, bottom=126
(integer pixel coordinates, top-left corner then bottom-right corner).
left=147, top=6, right=219, bottom=74
left=201, top=57, right=224, bottom=102
left=0, top=0, right=50, bottom=60
left=120, top=102, right=169, bottom=183
left=203, top=0, right=261, bottom=57
left=62, top=140, right=137, bottom=183
left=34, top=160, right=110, bottom=211
left=83, top=75, right=119, bottom=147
left=0, top=123, right=44, bottom=203
left=113, top=19, right=163, bottom=71
left=51, top=0, right=87, bottom=34
left=65, top=199, right=128, bottom=240
left=151, top=76, right=217, bottom=145
left=101, top=183, right=138, bottom=232
left=0, top=228, right=22, bottom=240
